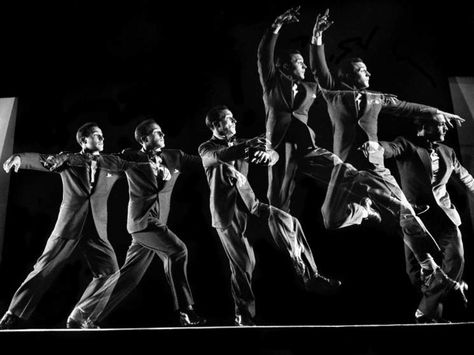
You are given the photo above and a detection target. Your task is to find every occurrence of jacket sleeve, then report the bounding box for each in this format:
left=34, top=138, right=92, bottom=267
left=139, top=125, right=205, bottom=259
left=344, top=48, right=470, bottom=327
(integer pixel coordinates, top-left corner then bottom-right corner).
left=198, top=141, right=248, bottom=168
left=379, top=137, right=411, bottom=159
left=179, top=150, right=203, bottom=171
left=257, top=29, right=278, bottom=92
left=309, top=44, right=337, bottom=90
left=380, top=95, right=438, bottom=119
left=18, top=152, right=61, bottom=172
left=451, top=151, right=474, bottom=194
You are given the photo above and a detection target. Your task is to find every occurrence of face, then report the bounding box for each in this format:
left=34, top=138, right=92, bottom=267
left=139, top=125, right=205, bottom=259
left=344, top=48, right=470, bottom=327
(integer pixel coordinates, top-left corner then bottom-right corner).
left=82, top=127, right=104, bottom=152
left=424, top=115, right=448, bottom=142
left=352, top=62, right=371, bottom=89
left=142, top=123, right=165, bottom=150
left=213, top=109, right=237, bottom=139
left=288, top=53, right=307, bottom=80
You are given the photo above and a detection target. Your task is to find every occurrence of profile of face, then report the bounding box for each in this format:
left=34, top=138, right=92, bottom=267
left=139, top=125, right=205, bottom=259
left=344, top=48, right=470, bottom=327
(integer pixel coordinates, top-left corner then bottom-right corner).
left=82, top=126, right=104, bottom=153
left=213, top=109, right=237, bottom=139
left=423, top=114, right=448, bottom=142
left=352, top=61, right=371, bottom=89
left=142, top=123, right=165, bottom=150
left=287, top=53, right=307, bottom=80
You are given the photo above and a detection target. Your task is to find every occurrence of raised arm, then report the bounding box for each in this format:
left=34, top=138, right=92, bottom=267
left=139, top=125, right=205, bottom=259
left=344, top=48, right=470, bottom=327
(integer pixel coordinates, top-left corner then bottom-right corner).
left=257, top=6, right=300, bottom=90
left=309, top=9, right=337, bottom=89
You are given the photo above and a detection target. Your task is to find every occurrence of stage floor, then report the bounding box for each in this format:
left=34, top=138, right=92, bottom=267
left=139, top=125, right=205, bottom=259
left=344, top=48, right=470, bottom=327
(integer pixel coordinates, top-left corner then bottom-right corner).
left=1, top=322, right=473, bottom=355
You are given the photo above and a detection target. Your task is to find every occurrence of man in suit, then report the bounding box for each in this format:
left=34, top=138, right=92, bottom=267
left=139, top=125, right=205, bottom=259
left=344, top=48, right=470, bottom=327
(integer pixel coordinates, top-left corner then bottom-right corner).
left=381, top=113, right=470, bottom=323
left=257, top=6, right=380, bottom=226
left=0, top=122, right=134, bottom=329
left=67, top=118, right=206, bottom=327
left=310, top=9, right=465, bottom=283
left=199, top=105, right=341, bottom=326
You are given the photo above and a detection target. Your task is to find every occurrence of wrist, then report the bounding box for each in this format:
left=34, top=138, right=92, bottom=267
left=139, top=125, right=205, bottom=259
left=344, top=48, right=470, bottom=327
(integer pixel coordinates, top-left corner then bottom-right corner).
left=311, top=33, right=322, bottom=45
left=271, top=23, right=282, bottom=34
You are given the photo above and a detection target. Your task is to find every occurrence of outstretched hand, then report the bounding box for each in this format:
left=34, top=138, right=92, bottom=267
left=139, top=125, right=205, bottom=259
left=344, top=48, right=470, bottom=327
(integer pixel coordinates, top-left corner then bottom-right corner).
left=443, top=112, right=465, bottom=128
left=272, top=6, right=301, bottom=28
left=3, top=155, right=21, bottom=173
left=313, top=8, right=333, bottom=36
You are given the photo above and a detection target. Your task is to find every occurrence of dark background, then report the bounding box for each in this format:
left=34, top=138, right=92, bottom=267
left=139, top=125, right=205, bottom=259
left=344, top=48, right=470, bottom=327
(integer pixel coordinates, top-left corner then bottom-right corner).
left=1, top=0, right=473, bottom=328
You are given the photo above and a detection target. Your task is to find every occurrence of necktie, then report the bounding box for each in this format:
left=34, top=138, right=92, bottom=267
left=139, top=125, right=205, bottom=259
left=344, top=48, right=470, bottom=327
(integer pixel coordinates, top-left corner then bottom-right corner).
left=82, top=153, right=99, bottom=189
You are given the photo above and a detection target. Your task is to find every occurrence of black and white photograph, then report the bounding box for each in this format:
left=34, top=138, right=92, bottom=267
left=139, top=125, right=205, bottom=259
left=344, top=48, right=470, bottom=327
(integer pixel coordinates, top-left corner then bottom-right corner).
left=0, top=1, right=473, bottom=353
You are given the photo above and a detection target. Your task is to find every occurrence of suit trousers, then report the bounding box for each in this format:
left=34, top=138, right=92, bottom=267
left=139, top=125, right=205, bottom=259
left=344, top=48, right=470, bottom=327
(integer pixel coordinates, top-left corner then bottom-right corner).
left=215, top=202, right=320, bottom=319
left=321, top=146, right=440, bottom=263
left=404, top=213, right=464, bottom=318
left=77, top=222, right=194, bottom=322
left=8, top=232, right=119, bottom=320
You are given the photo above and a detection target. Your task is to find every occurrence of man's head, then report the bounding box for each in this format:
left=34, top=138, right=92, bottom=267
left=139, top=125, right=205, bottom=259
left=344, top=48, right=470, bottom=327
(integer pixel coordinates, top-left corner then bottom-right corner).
left=416, top=113, right=449, bottom=143
left=277, top=50, right=307, bottom=80
left=337, top=57, right=371, bottom=89
left=205, top=105, right=237, bottom=140
left=134, top=119, right=165, bottom=151
left=76, top=122, right=104, bottom=153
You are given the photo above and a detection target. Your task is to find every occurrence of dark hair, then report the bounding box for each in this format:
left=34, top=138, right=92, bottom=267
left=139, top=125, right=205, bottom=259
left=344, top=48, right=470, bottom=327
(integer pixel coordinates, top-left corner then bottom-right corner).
left=205, top=105, right=230, bottom=129
left=134, top=118, right=158, bottom=143
left=76, top=122, right=99, bottom=145
left=337, top=57, right=364, bottom=84
left=275, top=49, right=302, bottom=73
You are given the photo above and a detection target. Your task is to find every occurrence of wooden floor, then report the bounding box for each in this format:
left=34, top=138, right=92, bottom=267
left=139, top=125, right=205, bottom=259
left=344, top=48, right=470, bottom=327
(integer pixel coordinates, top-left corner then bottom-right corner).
left=1, top=322, right=472, bottom=354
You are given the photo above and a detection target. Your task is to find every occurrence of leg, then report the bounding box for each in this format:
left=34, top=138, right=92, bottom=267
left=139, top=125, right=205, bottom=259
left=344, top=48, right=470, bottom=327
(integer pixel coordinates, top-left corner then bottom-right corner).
left=132, top=225, right=195, bottom=312
left=215, top=210, right=256, bottom=324
left=7, top=235, right=80, bottom=320
left=320, top=162, right=371, bottom=229
left=75, top=240, right=155, bottom=324
left=264, top=204, right=341, bottom=293
left=417, top=223, right=465, bottom=321
left=267, top=142, right=298, bottom=212
left=68, top=235, right=120, bottom=326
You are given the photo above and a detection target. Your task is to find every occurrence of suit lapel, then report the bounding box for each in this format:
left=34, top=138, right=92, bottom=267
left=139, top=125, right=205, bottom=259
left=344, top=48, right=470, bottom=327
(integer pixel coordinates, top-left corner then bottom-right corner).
left=417, top=147, right=433, bottom=182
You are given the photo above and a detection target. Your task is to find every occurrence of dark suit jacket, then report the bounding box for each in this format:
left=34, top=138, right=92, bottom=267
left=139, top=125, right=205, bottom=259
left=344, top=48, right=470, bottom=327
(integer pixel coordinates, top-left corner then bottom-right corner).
left=310, top=44, right=438, bottom=163
left=381, top=137, right=474, bottom=226
left=199, top=136, right=278, bottom=229
left=119, top=149, right=200, bottom=234
left=19, top=152, right=130, bottom=240
left=258, top=29, right=319, bottom=149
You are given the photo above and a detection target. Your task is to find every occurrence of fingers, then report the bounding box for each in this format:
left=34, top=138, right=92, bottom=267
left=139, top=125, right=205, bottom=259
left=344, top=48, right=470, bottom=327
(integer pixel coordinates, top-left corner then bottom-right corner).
left=3, top=158, right=12, bottom=173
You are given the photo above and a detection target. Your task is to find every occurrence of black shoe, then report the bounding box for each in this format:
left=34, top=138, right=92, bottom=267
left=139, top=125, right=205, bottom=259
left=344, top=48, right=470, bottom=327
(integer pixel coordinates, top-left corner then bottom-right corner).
left=360, top=198, right=382, bottom=224
left=234, top=314, right=256, bottom=326
left=0, top=311, right=24, bottom=330
left=66, top=309, right=100, bottom=329
left=305, top=274, right=342, bottom=295
left=178, top=309, right=207, bottom=327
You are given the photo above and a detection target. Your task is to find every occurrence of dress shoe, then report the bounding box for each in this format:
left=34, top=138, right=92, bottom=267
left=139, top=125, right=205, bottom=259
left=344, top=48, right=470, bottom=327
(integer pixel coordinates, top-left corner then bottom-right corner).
left=304, top=274, right=342, bottom=295
left=178, top=309, right=207, bottom=326
left=421, top=268, right=469, bottom=305
left=360, top=197, right=382, bottom=224
left=0, top=311, right=24, bottom=330
left=66, top=317, right=100, bottom=329
left=66, top=309, right=100, bottom=329
left=234, top=314, right=256, bottom=326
